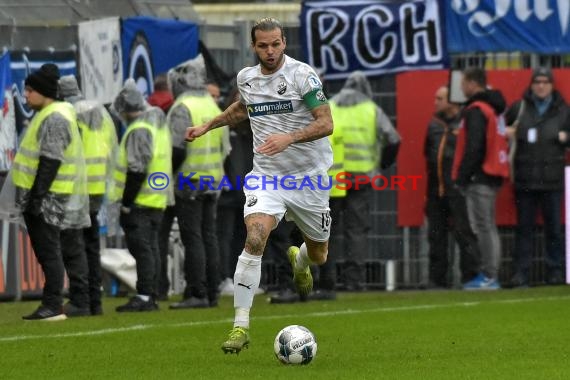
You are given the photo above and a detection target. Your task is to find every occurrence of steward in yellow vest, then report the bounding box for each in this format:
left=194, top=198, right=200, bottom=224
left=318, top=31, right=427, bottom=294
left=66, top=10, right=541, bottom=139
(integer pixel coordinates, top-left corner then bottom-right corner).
left=13, top=63, right=88, bottom=321
left=111, top=79, right=170, bottom=312
left=165, top=54, right=229, bottom=309
left=328, top=71, right=400, bottom=291
left=58, top=74, right=119, bottom=316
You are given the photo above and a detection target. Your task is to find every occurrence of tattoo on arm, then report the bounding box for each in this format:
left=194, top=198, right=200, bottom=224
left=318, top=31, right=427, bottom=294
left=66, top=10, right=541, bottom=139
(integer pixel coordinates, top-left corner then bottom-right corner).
left=207, top=101, right=249, bottom=131
left=289, top=104, right=333, bottom=144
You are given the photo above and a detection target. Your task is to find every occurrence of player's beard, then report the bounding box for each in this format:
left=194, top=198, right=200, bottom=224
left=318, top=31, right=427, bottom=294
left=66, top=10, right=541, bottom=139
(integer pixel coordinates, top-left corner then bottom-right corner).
left=258, top=51, right=285, bottom=74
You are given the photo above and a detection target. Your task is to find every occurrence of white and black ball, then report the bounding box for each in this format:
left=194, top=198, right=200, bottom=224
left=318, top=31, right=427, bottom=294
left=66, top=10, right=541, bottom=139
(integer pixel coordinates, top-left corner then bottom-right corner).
left=274, top=325, right=318, bottom=365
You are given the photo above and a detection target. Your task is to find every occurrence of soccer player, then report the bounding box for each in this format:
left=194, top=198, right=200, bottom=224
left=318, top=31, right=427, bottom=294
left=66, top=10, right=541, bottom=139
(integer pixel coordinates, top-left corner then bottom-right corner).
left=185, top=17, right=333, bottom=354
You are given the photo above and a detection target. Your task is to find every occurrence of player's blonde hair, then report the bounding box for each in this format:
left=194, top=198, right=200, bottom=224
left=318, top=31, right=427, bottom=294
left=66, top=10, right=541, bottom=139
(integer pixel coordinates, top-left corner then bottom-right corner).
left=251, top=17, right=285, bottom=43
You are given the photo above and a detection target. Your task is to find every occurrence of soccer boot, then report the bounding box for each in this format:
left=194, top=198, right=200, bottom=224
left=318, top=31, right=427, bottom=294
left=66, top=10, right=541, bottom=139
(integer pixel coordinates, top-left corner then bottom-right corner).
left=221, top=327, right=250, bottom=354
left=287, top=246, right=313, bottom=298
left=22, top=305, right=67, bottom=321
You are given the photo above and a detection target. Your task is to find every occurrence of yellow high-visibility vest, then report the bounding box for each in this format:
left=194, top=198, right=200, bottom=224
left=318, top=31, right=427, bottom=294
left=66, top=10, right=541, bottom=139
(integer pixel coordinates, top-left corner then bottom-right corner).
left=113, top=120, right=170, bottom=209
left=331, top=100, right=377, bottom=174
left=78, top=111, right=115, bottom=195
left=175, top=95, right=224, bottom=182
left=12, top=102, right=82, bottom=194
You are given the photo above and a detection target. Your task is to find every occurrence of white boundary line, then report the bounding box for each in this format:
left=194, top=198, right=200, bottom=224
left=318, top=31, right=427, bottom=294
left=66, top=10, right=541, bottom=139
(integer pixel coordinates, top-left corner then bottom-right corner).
left=1, top=295, right=569, bottom=343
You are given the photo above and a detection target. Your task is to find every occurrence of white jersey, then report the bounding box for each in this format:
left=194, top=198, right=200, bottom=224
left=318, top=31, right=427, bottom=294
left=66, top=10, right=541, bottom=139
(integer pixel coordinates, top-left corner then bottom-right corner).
left=237, top=55, right=332, bottom=177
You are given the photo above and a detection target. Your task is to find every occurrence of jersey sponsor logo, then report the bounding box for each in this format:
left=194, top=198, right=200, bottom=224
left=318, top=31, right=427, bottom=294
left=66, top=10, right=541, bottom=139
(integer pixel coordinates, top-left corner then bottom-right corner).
left=247, top=100, right=293, bottom=117
left=277, top=81, right=287, bottom=95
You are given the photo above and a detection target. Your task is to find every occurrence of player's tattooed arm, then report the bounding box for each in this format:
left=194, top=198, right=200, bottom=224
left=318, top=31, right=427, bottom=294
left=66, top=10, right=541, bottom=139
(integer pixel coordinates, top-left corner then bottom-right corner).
left=185, top=101, right=249, bottom=142
left=256, top=104, right=333, bottom=156
left=209, top=101, right=249, bottom=130
left=289, top=104, right=333, bottom=143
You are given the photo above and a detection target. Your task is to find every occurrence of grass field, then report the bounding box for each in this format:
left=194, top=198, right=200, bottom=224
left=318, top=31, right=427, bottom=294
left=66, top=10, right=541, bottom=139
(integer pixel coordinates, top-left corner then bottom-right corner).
left=1, top=286, right=570, bottom=379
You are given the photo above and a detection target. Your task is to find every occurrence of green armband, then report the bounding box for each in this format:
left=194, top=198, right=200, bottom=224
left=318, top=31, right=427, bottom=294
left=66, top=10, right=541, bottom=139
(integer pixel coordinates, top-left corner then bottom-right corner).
left=303, top=89, right=328, bottom=110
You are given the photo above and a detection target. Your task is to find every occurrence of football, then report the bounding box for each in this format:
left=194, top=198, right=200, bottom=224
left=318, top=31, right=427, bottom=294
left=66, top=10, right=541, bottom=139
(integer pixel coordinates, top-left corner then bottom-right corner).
left=273, top=325, right=318, bottom=365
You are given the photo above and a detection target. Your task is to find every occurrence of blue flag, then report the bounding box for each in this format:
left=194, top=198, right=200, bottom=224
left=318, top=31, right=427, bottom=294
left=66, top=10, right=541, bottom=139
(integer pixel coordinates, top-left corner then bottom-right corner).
left=301, top=0, right=448, bottom=80
left=121, top=16, right=199, bottom=97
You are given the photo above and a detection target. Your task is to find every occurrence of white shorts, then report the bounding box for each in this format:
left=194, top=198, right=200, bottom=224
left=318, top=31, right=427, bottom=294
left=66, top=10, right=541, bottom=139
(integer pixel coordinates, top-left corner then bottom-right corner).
left=242, top=173, right=331, bottom=242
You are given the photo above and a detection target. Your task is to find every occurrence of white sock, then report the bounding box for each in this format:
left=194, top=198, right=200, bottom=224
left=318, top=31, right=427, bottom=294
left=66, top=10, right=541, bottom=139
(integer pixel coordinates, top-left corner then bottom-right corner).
left=295, top=243, right=313, bottom=271
left=233, top=250, right=262, bottom=328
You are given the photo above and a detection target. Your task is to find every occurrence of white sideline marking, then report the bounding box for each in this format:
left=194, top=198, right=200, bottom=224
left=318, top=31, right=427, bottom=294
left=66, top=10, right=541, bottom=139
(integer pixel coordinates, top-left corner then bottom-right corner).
left=1, top=295, right=569, bottom=343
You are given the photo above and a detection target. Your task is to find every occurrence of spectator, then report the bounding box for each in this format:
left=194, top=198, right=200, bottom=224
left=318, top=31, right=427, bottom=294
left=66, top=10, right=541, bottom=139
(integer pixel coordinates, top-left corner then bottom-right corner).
left=147, top=73, right=174, bottom=113
left=207, top=82, right=224, bottom=109
left=167, top=55, right=229, bottom=309
left=330, top=71, right=400, bottom=291
left=152, top=74, right=176, bottom=301
left=506, top=67, right=570, bottom=287
left=58, top=75, right=118, bottom=316
left=112, top=79, right=171, bottom=312
left=12, top=63, right=89, bottom=320
left=424, top=85, right=482, bottom=288
left=453, top=67, right=508, bottom=290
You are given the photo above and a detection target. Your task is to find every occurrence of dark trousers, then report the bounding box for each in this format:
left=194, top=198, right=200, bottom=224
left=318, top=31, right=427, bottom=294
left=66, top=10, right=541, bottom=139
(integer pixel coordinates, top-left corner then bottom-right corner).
left=341, top=184, right=372, bottom=288
left=514, top=190, right=563, bottom=281
left=176, top=193, right=220, bottom=301
left=84, top=212, right=103, bottom=308
left=120, top=207, right=163, bottom=296
left=61, top=227, right=89, bottom=308
left=317, top=197, right=341, bottom=291
left=216, top=191, right=246, bottom=280
left=61, top=212, right=102, bottom=309
left=426, top=191, right=481, bottom=286
left=158, top=206, right=176, bottom=297
left=23, top=212, right=64, bottom=310
left=265, top=220, right=295, bottom=291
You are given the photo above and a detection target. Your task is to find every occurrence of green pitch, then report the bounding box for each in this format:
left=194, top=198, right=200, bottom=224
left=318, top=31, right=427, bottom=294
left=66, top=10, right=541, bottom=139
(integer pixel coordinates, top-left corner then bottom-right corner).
left=1, top=287, right=569, bottom=379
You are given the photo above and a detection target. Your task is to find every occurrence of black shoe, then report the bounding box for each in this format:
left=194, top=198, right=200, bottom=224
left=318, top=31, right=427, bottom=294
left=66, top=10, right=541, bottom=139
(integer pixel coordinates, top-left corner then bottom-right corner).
left=91, top=304, right=103, bottom=316
left=270, top=289, right=300, bottom=304
left=116, top=296, right=158, bottom=312
left=308, top=290, right=337, bottom=301
left=23, top=305, right=67, bottom=321
left=169, top=297, right=209, bottom=309
left=63, top=302, right=91, bottom=317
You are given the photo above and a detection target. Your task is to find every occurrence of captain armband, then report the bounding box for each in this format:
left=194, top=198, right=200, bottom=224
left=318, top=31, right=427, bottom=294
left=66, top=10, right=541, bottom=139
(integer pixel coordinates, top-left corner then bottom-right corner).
left=303, top=88, right=328, bottom=110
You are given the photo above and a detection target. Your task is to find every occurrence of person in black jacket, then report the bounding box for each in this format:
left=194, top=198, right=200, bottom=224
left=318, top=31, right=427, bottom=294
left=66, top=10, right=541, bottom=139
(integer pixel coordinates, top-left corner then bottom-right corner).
left=424, top=85, right=481, bottom=288
left=455, top=67, right=507, bottom=290
left=505, top=67, right=570, bottom=287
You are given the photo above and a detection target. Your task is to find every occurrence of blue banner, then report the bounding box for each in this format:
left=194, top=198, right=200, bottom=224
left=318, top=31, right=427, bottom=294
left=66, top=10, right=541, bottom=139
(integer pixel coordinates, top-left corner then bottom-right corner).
left=121, top=16, right=199, bottom=97
left=300, top=0, right=448, bottom=80
left=0, top=52, right=10, bottom=109
left=447, top=0, right=570, bottom=53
